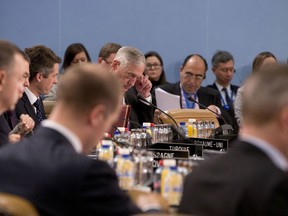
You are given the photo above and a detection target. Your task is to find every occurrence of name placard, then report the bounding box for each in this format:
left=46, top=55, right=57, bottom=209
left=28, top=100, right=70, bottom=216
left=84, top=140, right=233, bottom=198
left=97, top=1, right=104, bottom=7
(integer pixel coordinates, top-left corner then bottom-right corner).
left=147, top=149, right=189, bottom=159
left=174, top=137, right=229, bottom=151
left=148, top=142, right=203, bottom=157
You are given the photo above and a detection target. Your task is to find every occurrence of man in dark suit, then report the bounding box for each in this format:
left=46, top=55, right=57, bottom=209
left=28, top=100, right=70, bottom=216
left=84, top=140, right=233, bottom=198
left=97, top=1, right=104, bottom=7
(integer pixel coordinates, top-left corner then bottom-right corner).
left=154, top=54, right=232, bottom=126
left=111, top=46, right=154, bottom=128
left=0, top=41, right=34, bottom=146
left=207, top=50, right=239, bottom=132
left=0, top=64, right=162, bottom=215
left=179, top=64, right=288, bottom=215
left=15, top=45, right=61, bottom=129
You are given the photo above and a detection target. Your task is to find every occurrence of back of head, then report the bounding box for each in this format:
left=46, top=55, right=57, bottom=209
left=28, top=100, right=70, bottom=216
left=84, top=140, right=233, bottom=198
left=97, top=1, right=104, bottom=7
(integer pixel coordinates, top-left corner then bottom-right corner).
left=252, top=51, right=277, bottom=73
left=62, top=43, right=91, bottom=70
left=25, top=45, right=62, bottom=82
left=211, top=50, right=234, bottom=68
left=243, top=64, right=288, bottom=126
left=57, top=63, right=122, bottom=115
left=0, top=40, right=19, bottom=73
left=98, top=42, right=122, bottom=59
left=114, top=46, right=145, bottom=67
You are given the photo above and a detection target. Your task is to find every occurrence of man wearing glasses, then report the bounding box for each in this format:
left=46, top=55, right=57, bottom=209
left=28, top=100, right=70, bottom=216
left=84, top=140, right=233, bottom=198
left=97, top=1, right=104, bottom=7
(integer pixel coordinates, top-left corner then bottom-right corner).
left=153, top=54, right=232, bottom=125
left=110, top=46, right=154, bottom=128
left=97, top=42, right=122, bottom=68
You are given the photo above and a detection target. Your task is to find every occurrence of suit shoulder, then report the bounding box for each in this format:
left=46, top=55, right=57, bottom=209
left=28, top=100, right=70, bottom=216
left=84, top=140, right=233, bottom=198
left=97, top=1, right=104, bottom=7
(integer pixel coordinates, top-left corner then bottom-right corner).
left=231, top=84, right=240, bottom=92
left=206, top=83, right=217, bottom=90
left=199, top=86, right=219, bottom=96
left=156, top=82, right=179, bottom=91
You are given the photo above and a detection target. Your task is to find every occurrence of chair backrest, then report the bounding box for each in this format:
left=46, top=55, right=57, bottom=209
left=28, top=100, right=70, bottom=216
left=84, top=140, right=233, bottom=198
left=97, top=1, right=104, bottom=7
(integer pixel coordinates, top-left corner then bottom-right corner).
left=0, top=193, right=39, bottom=216
left=160, top=108, right=220, bottom=128
left=108, top=105, right=131, bottom=134
left=43, top=101, right=56, bottom=118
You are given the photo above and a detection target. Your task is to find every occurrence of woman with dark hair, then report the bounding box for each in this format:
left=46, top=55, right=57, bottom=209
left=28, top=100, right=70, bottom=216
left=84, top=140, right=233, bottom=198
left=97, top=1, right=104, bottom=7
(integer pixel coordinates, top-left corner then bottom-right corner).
left=234, top=51, right=277, bottom=127
left=144, top=51, right=168, bottom=90
left=44, top=43, right=91, bottom=101
left=62, top=43, right=91, bottom=71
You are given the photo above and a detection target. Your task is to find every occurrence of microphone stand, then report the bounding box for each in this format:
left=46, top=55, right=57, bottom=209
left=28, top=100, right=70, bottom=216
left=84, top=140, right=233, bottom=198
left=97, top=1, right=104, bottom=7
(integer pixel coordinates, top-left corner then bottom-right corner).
left=137, top=94, right=186, bottom=139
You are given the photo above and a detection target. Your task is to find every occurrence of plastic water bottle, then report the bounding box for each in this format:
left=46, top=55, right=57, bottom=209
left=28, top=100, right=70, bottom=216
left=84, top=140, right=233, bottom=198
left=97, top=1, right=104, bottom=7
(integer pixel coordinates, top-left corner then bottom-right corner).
left=179, top=122, right=187, bottom=138
left=160, top=159, right=176, bottom=196
left=153, top=160, right=164, bottom=193
left=163, top=164, right=183, bottom=206
left=98, top=140, right=114, bottom=167
left=116, top=148, right=135, bottom=190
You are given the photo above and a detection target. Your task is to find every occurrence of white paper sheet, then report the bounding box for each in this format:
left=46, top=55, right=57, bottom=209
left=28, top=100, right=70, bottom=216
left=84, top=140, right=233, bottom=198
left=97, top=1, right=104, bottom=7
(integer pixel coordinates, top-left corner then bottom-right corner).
left=155, top=88, right=181, bottom=111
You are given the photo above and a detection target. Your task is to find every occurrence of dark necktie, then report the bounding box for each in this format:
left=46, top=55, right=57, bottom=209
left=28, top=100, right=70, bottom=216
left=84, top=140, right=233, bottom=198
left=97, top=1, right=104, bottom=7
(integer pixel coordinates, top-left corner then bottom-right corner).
left=6, top=110, right=18, bottom=129
left=222, top=87, right=232, bottom=105
left=33, top=99, right=45, bottom=122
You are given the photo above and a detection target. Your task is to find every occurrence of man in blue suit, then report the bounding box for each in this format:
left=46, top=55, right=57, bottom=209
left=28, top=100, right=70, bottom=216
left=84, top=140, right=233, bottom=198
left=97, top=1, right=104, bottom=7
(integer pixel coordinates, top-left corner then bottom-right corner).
left=0, top=64, right=148, bottom=215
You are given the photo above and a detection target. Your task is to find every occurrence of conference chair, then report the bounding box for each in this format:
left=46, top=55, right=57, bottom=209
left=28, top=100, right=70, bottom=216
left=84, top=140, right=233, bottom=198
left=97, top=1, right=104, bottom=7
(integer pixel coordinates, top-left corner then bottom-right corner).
left=159, top=109, right=220, bottom=128
left=43, top=101, right=55, bottom=118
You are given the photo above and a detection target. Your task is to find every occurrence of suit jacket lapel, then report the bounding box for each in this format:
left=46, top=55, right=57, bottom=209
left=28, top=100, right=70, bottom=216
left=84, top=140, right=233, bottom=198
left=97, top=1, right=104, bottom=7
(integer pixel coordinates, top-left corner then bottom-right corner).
left=197, top=87, right=208, bottom=109
left=22, top=93, right=38, bottom=123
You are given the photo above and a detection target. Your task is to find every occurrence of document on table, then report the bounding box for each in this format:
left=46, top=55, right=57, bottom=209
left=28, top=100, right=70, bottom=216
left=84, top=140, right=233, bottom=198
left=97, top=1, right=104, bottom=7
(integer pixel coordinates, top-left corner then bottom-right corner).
left=155, top=88, right=181, bottom=111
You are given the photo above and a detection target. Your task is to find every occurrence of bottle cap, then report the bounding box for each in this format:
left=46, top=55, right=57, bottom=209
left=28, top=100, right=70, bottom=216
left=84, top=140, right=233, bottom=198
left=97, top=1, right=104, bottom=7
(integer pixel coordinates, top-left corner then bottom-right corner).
left=188, top=118, right=196, bottom=123
left=163, top=159, right=176, bottom=167
left=142, top=122, right=151, bottom=127
left=102, top=140, right=113, bottom=146
left=117, top=127, right=125, bottom=132
left=118, top=148, right=130, bottom=155
left=114, top=131, right=120, bottom=135
left=179, top=122, right=186, bottom=126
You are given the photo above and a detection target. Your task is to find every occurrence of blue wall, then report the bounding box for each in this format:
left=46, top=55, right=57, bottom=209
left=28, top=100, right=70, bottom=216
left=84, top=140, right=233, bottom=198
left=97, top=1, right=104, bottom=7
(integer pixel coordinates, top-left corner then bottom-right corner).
left=1, top=0, right=288, bottom=86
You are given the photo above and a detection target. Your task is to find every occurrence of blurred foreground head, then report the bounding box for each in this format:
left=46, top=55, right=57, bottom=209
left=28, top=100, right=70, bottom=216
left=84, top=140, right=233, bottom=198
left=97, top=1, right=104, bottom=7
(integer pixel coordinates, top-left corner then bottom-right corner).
left=242, top=64, right=288, bottom=154
left=55, top=63, right=123, bottom=151
left=243, top=64, right=288, bottom=126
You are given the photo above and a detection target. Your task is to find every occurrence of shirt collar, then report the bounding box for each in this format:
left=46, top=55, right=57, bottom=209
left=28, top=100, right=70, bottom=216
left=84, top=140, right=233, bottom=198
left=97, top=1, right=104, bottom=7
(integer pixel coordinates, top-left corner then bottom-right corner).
left=24, top=87, right=38, bottom=104
left=215, top=82, right=231, bottom=92
left=41, top=120, right=83, bottom=153
left=240, top=134, right=288, bottom=171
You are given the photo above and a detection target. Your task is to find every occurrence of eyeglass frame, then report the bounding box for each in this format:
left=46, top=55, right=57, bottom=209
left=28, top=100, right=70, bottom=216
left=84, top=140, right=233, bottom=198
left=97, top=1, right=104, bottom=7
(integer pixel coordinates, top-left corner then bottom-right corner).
left=182, top=71, right=204, bottom=81
left=103, top=58, right=112, bottom=65
left=145, top=63, right=162, bottom=70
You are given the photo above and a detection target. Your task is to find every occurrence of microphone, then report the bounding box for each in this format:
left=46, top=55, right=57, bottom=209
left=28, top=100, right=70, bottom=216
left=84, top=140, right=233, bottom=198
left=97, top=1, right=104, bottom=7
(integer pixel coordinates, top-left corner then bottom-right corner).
left=188, top=96, right=234, bottom=136
left=137, top=94, right=186, bottom=139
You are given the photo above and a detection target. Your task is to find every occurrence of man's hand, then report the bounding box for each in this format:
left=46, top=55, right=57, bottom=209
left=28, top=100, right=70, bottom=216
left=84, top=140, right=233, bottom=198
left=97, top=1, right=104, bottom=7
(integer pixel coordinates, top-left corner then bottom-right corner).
left=19, top=114, right=35, bottom=134
left=8, top=134, right=21, bottom=143
left=207, top=105, right=220, bottom=115
left=134, top=75, right=152, bottom=98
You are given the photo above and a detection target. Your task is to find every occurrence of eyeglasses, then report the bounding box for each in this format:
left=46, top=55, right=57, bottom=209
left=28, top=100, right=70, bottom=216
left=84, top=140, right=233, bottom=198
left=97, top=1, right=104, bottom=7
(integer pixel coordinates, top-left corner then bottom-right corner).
left=71, top=58, right=88, bottom=64
left=126, top=72, right=141, bottom=81
left=183, top=72, right=204, bottom=81
left=146, top=64, right=162, bottom=70
left=218, top=67, right=236, bottom=73
left=103, top=58, right=112, bottom=65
